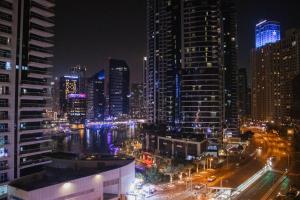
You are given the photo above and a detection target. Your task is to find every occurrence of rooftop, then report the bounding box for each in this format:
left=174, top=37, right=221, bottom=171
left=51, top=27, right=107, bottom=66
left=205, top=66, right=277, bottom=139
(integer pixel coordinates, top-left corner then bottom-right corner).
left=9, top=152, right=134, bottom=191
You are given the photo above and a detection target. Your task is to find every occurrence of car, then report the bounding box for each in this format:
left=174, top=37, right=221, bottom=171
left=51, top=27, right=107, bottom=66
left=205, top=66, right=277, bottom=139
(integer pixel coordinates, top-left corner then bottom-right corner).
left=194, top=184, right=204, bottom=190
left=207, top=175, right=217, bottom=182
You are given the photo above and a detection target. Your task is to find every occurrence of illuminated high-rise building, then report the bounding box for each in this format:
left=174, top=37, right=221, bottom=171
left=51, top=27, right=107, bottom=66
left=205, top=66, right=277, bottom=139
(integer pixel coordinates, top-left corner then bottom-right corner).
left=0, top=0, right=55, bottom=188
left=69, top=65, right=87, bottom=94
left=145, top=0, right=239, bottom=141
left=255, top=20, right=280, bottom=48
left=67, top=93, right=87, bottom=124
left=108, top=59, right=130, bottom=117
left=252, top=29, right=300, bottom=123
left=146, top=0, right=182, bottom=129
left=59, top=75, right=79, bottom=115
left=129, top=83, right=144, bottom=119
left=181, top=0, right=224, bottom=138
left=87, top=70, right=106, bottom=120
left=222, top=0, right=239, bottom=135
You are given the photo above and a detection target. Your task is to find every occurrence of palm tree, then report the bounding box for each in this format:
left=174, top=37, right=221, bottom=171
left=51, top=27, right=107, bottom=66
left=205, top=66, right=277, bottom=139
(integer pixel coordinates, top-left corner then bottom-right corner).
left=177, top=164, right=185, bottom=182
left=184, top=163, right=194, bottom=178
left=193, top=159, right=202, bottom=173
left=163, top=164, right=179, bottom=185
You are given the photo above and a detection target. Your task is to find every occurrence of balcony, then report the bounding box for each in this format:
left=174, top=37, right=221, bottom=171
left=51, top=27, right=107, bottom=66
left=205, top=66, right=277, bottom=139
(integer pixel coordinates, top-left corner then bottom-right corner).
left=30, top=27, right=54, bottom=38
left=19, top=147, right=52, bottom=157
left=0, top=18, right=12, bottom=27
left=31, top=5, right=54, bottom=18
left=19, top=127, right=50, bottom=135
left=20, top=157, right=52, bottom=169
left=30, top=16, right=54, bottom=28
left=19, top=104, right=51, bottom=112
left=28, top=57, right=53, bottom=68
left=28, top=71, right=52, bottom=79
left=29, top=49, right=53, bottom=58
left=0, top=7, right=12, bottom=15
left=20, top=113, right=50, bottom=122
left=32, top=0, right=55, bottom=8
left=20, top=135, right=51, bottom=145
left=29, top=37, right=54, bottom=48
left=20, top=80, right=50, bottom=89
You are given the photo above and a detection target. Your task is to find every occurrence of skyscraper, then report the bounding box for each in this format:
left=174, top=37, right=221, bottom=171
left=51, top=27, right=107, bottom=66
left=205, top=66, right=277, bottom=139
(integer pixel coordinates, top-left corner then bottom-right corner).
left=129, top=83, right=144, bottom=119
left=181, top=0, right=224, bottom=137
left=59, top=75, right=79, bottom=116
left=108, top=59, right=130, bottom=117
left=0, top=0, right=55, bottom=185
left=222, top=0, right=239, bottom=135
left=146, top=0, right=230, bottom=140
left=255, top=20, right=280, bottom=48
left=252, top=28, right=300, bottom=123
left=69, top=65, right=87, bottom=94
left=87, top=70, right=106, bottom=120
left=146, top=0, right=182, bottom=128
left=67, top=93, right=87, bottom=124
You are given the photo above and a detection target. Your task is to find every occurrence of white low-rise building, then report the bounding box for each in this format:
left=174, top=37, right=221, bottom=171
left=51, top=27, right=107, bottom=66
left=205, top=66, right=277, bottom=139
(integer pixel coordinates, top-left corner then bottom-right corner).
left=7, top=153, right=135, bottom=200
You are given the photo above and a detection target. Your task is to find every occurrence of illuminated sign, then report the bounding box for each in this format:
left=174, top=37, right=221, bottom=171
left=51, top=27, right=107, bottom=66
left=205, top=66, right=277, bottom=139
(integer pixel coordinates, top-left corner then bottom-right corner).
left=68, top=93, right=86, bottom=99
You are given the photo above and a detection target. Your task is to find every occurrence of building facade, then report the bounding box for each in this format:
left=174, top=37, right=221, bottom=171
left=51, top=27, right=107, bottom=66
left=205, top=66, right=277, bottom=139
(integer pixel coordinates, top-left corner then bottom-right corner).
left=0, top=0, right=55, bottom=191
left=255, top=20, right=281, bottom=48
left=108, top=59, right=130, bottom=117
left=145, top=0, right=234, bottom=139
left=291, top=74, right=300, bottom=121
left=59, top=75, right=79, bottom=116
left=181, top=0, right=224, bottom=137
left=67, top=93, right=87, bottom=124
left=252, top=28, right=300, bottom=123
left=222, top=0, right=239, bottom=135
left=8, top=153, right=135, bottom=200
left=237, top=68, right=250, bottom=119
left=146, top=0, right=182, bottom=129
left=87, top=70, right=106, bottom=120
left=129, top=83, right=144, bottom=119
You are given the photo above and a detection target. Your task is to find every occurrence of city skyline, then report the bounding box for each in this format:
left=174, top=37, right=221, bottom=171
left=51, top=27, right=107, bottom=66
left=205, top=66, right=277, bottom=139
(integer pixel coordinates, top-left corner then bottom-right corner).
left=53, top=0, right=300, bottom=82
left=2, top=0, right=300, bottom=199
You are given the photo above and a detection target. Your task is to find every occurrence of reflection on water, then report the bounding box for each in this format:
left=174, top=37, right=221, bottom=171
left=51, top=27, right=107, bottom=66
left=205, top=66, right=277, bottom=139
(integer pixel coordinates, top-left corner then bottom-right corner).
left=53, top=125, right=136, bottom=155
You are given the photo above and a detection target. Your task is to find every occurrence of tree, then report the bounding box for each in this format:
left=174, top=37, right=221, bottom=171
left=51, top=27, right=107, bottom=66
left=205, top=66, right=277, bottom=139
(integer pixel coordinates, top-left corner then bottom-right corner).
left=193, top=159, right=202, bottom=173
left=162, top=164, right=179, bottom=185
left=184, top=163, right=194, bottom=178
left=145, top=167, right=162, bottom=184
left=177, top=164, right=185, bottom=181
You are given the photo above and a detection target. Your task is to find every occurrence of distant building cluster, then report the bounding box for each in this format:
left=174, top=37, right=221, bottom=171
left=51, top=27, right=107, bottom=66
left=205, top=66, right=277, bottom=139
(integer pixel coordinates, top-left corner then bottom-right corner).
left=52, top=59, right=145, bottom=125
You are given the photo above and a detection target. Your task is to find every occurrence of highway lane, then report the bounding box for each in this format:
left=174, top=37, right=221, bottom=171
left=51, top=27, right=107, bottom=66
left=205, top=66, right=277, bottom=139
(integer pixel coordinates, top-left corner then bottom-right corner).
left=266, top=176, right=290, bottom=200
left=235, top=171, right=281, bottom=200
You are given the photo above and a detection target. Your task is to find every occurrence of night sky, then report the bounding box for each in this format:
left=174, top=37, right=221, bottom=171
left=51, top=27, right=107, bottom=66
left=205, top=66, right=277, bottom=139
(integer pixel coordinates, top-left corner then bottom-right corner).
left=53, top=0, right=300, bottom=83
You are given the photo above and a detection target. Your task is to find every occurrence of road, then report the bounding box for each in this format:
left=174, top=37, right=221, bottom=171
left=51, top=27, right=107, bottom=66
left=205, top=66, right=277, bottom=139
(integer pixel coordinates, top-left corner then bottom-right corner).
left=138, top=127, right=297, bottom=200
left=235, top=171, right=281, bottom=200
